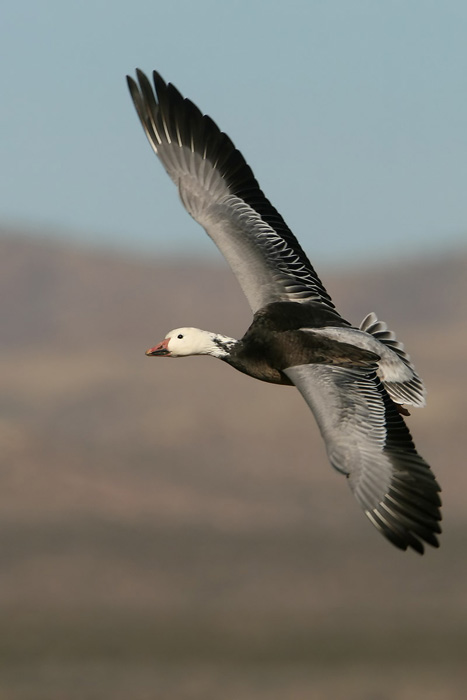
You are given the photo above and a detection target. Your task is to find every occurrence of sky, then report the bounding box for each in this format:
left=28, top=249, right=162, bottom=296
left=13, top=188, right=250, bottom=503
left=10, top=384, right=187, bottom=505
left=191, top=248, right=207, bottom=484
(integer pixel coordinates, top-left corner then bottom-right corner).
left=1, top=0, right=467, bottom=266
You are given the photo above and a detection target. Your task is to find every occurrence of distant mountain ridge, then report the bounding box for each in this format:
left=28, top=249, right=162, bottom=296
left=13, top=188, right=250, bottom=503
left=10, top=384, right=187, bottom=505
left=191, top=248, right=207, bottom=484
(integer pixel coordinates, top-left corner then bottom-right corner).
left=2, top=232, right=465, bottom=351
left=1, top=231, right=467, bottom=698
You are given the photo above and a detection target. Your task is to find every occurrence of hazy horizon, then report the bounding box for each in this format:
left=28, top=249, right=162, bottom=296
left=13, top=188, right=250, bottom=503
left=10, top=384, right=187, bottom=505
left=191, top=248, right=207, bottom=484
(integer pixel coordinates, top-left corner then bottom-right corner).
left=3, top=222, right=466, bottom=275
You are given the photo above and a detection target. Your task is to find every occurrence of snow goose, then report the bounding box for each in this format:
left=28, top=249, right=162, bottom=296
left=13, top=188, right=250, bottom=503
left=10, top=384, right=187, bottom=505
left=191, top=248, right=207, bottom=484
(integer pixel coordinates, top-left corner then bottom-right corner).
left=127, top=70, right=441, bottom=554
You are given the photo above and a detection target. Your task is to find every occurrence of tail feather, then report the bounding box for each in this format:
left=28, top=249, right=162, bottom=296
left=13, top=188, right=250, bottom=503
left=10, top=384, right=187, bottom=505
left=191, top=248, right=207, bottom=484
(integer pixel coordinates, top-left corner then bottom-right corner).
left=360, top=313, right=426, bottom=408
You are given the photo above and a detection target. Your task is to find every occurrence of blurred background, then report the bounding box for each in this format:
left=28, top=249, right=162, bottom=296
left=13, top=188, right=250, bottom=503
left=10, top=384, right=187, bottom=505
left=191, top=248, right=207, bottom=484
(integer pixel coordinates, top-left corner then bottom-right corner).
left=2, top=1, right=467, bottom=698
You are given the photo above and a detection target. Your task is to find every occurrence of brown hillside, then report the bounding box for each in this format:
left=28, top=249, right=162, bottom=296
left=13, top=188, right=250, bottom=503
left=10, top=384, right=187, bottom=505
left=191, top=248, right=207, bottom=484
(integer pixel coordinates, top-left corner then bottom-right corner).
left=1, top=232, right=466, bottom=700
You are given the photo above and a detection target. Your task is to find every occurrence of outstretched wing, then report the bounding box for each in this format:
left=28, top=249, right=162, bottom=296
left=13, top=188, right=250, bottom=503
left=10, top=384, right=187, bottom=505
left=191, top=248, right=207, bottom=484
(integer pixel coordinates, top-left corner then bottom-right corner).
left=284, top=363, right=441, bottom=553
left=127, top=70, right=337, bottom=314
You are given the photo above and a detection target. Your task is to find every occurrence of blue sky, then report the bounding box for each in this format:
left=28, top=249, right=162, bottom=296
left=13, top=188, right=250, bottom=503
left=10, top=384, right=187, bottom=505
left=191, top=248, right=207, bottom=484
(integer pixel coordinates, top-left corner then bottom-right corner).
left=2, top=1, right=467, bottom=265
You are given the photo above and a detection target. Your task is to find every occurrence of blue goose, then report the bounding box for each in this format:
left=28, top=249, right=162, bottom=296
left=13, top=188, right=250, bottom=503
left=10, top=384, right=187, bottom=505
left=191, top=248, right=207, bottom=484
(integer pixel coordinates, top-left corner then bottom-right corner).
left=127, top=70, right=441, bottom=553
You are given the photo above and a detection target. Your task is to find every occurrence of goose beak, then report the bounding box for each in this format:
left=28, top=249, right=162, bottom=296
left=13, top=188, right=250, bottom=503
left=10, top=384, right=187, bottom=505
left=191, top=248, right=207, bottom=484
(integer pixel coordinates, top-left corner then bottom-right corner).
left=145, top=338, right=171, bottom=357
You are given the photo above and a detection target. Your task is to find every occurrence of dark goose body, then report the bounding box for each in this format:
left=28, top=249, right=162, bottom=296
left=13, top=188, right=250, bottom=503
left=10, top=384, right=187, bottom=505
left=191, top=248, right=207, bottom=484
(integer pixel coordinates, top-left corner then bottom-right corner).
left=225, top=302, right=378, bottom=385
left=127, top=70, right=441, bottom=554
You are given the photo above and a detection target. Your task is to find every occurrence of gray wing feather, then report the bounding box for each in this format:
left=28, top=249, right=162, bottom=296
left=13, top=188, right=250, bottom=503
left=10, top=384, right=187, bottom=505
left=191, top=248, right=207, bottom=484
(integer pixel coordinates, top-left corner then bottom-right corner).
left=359, top=312, right=426, bottom=407
left=127, top=70, right=337, bottom=314
left=308, top=321, right=426, bottom=407
left=284, top=363, right=441, bottom=553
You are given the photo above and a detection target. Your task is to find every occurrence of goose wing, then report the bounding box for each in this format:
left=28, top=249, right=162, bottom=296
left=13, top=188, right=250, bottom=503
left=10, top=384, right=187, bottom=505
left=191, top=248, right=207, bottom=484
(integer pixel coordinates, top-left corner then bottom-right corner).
left=127, top=70, right=337, bottom=314
left=283, top=363, right=441, bottom=553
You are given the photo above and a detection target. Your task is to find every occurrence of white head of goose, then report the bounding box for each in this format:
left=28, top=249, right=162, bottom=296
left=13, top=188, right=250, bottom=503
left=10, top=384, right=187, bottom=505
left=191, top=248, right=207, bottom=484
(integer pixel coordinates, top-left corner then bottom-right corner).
left=127, top=70, right=441, bottom=554
left=147, top=327, right=236, bottom=360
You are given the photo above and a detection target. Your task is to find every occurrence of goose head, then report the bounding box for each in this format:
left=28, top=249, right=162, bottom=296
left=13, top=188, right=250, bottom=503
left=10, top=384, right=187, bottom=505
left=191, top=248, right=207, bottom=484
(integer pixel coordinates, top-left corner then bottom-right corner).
left=146, top=327, right=236, bottom=359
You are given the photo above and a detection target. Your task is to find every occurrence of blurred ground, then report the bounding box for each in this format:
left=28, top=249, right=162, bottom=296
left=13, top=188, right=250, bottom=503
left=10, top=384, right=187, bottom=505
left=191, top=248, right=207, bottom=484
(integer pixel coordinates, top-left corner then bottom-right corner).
left=1, top=232, right=466, bottom=699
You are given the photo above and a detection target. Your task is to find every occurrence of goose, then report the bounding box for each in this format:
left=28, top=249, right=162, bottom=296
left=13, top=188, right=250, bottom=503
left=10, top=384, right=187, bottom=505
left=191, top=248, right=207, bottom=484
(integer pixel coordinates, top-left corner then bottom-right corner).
left=127, top=69, right=441, bottom=554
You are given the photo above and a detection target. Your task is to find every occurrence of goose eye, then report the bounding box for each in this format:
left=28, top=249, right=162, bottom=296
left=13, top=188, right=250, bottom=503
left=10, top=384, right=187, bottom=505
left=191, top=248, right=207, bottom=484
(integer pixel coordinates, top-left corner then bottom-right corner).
left=177, top=334, right=184, bottom=339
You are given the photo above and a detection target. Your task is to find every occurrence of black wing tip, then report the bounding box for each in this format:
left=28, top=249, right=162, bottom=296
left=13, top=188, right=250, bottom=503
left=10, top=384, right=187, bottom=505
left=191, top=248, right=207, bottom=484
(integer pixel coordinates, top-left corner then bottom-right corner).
left=126, top=73, right=138, bottom=97
left=377, top=381, right=442, bottom=554
left=125, top=67, right=338, bottom=311
left=129, top=69, right=188, bottom=110
left=126, top=68, right=148, bottom=85
left=126, top=69, right=169, bottom=102
left=151, top=69, right=167, bottom=90
left=125, top=67, right=256, bottom=189
left=133, top=67, right=157, bottom=86
left=366, top=504, right=442, bottom=555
